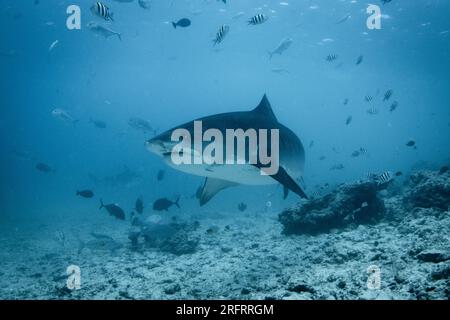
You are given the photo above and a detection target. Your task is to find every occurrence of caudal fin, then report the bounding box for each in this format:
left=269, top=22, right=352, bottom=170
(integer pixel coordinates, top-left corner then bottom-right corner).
left=172, top=22, right=177, bottom=29
left=99, top=199, right=104, bottom=210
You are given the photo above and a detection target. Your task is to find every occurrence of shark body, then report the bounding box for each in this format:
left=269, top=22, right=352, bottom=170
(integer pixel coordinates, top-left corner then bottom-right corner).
left=146, top=95, right=307, bottom=205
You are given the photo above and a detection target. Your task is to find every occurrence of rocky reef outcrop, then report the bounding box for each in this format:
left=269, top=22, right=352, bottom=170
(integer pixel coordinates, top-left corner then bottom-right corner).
left=404, top=170, right=450, bottom=210
left=279, top=182, right=386, bottom=235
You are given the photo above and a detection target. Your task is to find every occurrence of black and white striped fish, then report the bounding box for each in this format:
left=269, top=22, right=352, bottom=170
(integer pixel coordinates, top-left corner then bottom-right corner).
left=366, top=106, right=379, bottom=115
left=374, top=171, right=393, bottom=185
left=326, top=54, right=338, bottom=62
left=213, top=24, right=229, bottom=45
left=248, top=13, right=268, bottom=25
left=91, top=2, right=114, bottom=21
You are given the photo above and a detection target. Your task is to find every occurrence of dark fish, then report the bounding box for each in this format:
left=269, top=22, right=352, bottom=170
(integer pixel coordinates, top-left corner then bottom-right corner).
left=326, top=54, right=338, bottom=62
left=383, top=89, right=393, bottom=102
left=356, top=55, right=364, bottom=65
left=381, top=0, right=393, bottom=5
left=157, top=169, right=165, bottom=181
left=395, top=171, right=403, bottom=176
left=345, top=115, right=352, bottom=125
left=237, top=202, right=247, bottom=212
left=439, top=166, right=449, bottom=174
left=389, top=101, right=399, bottom=112
left=153, top=197, right=180, bottom=211
left=90, top=119, right=107, bottom=129
left=406, top=140, right=416, bottom=147
left=351, top=150, right=361, bottom=158
left=99, top=200, right=125, bottom=220
left=135, top=196, right=144, bottom=214
left=172, top=18, right=191, bottom=28
left=77, top=190, right=94, bottom=198
left=319, top=156, right=326, bottom=161
left=343, top=98, right=349, bottom=105
left=36, top=163, right=54, bottom=173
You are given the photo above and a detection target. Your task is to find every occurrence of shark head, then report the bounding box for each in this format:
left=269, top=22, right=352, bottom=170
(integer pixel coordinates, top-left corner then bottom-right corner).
left=146, top=94, right=307, bottom=205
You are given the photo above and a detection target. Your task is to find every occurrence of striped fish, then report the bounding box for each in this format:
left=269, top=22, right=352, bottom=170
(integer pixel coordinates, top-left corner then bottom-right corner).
left=213, top=24, right=229, bottom=45
left=91, top=2, right=114, bottom=21
left=248, top=13, right=268, bottom=25
left=326, top=54, right=338, bottom=62
left=366, top=106, right=379, bottom=115
left=374, top=171, right=393, bottom=186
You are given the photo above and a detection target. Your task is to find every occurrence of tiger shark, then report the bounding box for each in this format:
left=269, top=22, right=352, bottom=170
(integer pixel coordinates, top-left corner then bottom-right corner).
left=146, top=94, right=308, bottom=205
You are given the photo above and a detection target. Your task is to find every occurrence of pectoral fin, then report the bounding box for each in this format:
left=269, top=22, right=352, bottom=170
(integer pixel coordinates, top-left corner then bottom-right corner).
left=199, top=178, right=238, bottom=206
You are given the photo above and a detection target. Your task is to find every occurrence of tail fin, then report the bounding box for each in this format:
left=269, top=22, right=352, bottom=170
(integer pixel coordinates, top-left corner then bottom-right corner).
left=99, top=199, right=104, bottom=210
left=172, top=22, right=177, bottom=29
left=174, top=197, right=180, bottom=208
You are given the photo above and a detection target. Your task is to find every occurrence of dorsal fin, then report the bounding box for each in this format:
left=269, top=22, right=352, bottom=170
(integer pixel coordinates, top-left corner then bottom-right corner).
left=252, top=94, right=278, bottom=122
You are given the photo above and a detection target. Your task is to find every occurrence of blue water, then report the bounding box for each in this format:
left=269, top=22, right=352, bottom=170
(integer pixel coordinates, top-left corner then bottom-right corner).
left=0, top=0, right=449, bottom=299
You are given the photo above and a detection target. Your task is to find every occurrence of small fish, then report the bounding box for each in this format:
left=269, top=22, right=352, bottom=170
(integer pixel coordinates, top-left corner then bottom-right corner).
left=213, top=24, right=230, bottom=46
left=366, top=107, right=379, bottom=115
left=330, top=164, right=344, bottom=171
left=87, top=22, right=121, bottom=40
left=78, top=233, right=122, bottom=254
left=90, top=119, right=107, bottom=129
left=48, top=40, right=59, bottom=52
left=319, top=156, right=326, bottom=161
left=51, top=108, right=78, bottom=125
left=326, top=54, right=338, bottom=62
left=36, top=163, right=54, bottom=173
left=157, top=169, right=165, bottom=181
left=389, top=101, right=399, bottom=112
left=91, top=2, right=114, bottom=21
left=172, top=18, right=191, bottom=28
left=77, top=190, right=94, bottom=198
left=134, top=196, right=144, bottom=214
left=345, top=115, right=352, bottom=125
left=359, top=147, right=368, bottom=156
left=356, top=55, right=364, bottom=65
left=364, top=95, right=373, bottom=102
left=99, top=200, right=125, bottom=220
left=248, top=14, right=268, bottom=25
left=153, top=197, right=180, bottom=211
left=138, top=0, right=151, bottom=9
left=383, top=89, right=393, bottom=101
left=395, top=171, right=403, bottom=176
left=237, top=202, right=247, bottom=212
left=343, top=98, right=349, bottom=105
left=271, top=67, right=289, bottom=74
left=128, top=117, right=155, bottom=134
left=351, top=150, right=361, bottom=158
left=268, top=37, right=293, bottom=59
left=406, top=140, right=416, bottom=147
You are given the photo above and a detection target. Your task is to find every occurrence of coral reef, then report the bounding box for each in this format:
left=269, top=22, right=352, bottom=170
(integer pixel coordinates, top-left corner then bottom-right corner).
left=279, top=182, right=386, bottom=235
left=404, top=170, right=450, bottom=210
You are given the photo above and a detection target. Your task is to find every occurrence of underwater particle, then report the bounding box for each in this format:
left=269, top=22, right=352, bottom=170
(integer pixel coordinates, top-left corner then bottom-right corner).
left=172, top=18, right=191, bottom=28
left=76, top=190, right=94, bottom=198
left=343, top=98, right=349, bottom=105
left=266, top=201, right=272, bottom=208
left=48, top=40, right=59, bottom=52
left=91, top=2, right=114, bottom=21
left=153, top=197, right=180, bottom=211
left=99, top=199, right=125, bottom=220
left=248, top=13, right=268, bottom=25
